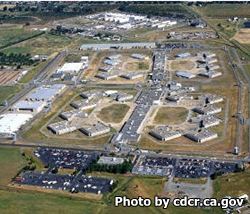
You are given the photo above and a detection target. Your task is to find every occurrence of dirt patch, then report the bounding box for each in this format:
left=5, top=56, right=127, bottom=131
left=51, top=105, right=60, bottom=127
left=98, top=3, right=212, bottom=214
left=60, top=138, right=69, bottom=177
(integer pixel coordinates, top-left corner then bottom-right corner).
left=233, top=29, right=250, bottom=44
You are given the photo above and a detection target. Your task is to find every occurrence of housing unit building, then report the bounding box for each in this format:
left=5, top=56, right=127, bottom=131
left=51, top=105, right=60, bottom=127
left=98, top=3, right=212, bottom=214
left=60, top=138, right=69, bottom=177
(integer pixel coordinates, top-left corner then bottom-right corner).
left=80, top=122, right=110, bottom=137
left=48, top=121, right=78, bottom=135
left=120, top=72, right=144, bottom=80
left=193, top=105, right=222, bottom=115
left=150, top=126, right=182, bottom=141
left=60, top=110, right=88, bottom=121
left=185, top=129, right=218, bottom=143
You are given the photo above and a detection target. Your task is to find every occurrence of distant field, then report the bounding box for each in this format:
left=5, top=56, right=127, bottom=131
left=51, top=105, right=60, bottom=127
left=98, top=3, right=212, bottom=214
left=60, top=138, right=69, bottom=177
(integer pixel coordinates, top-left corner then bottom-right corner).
left=0, top=85, right=22, bottom=104
left=0, top=26, right=42, bottom=49
left=97, top=104, right=130, bottom=124
left=153, top=107, right=188, bottom=125
left=196, top=4, right=250, bottom=18
left=3, top=33, right=71, bottom=55
left=233, top=29, right=250, bottom=44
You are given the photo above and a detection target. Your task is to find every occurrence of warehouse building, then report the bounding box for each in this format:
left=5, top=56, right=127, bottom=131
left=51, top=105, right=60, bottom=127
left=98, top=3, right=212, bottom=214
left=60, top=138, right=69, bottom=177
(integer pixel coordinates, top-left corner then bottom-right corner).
left=60, top=109, right=88, bottom=121
left=80, top=122, right=110, bottom=137
left=0, top=113, right=33, bottom=135
left=11, top=100, right=46, bottom=113
left=98, top=156, right=125, bottom=165
left=176, top=71, right=196, bottom=79
left=150, top=126, right=182, bottom=141
left=57, top=62, right=86, bottom=75
left=80, top=42, right=156, bottom=50
left=185, top=129, right=218, bottom=143
left=26, top=84, right=66, bottom=103
left=48, top=121, right=77, bottom=135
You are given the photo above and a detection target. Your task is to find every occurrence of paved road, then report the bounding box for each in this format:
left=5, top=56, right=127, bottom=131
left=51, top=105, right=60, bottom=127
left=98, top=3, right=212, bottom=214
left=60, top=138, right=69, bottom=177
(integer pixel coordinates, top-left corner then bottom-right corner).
left=0, top=51, right=66, bottom=114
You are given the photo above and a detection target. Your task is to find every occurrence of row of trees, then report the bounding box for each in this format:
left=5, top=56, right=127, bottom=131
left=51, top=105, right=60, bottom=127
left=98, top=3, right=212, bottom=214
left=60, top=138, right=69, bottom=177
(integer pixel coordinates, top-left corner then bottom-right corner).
left=0, top=52, right=35, bottom=67
left=88, top=160, right=133, bottom=174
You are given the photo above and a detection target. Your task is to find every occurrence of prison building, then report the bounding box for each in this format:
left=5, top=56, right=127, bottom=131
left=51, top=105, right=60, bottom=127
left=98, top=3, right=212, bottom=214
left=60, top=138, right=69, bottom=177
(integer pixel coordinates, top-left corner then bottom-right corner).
left=120, top=72, right=144, bottom=80
left=206, top=58, right=218, bottom=64
left=48, top=121, right=77, bottom=135
left=80, top=90, right=102, bottom=100
left=131, top=53, right=145, bottom=60
left=26, top=84, right=66, bottom=102
left=95, top=72, right=118, bottom=80
left=208, top=64, right=220, bottom=71
left=97, top=156, right=125, bottom=165
left=106, top=54, right=121, bottom=61
left=149, top=126, right=182, bottom=141
left=60, top=110, right=88, bottom=121
left=175, top=52, right=191, bottom=59
left=80, top=122, right=110, bottom=137
left=199, top=70, right=222, bottom=78
left=176, top=71, right=196, bottom=79
left=80, top=42, right=156, bottom=50
left=193, top=105, right=222, bottom=115
left=103, top=59, right=120, bottom=66
left=11, top=100, right=46, bottom=113
left=203, top=52, right=216, bottom=59
left=201, top=115, right=221, bottom=128
left=70, top=100, right=97, bottom=110
left=202, top=94, right=224, bottom=104
left=185, top=129, right=218, bottom=143
left=99, top=66, right=113, bottom=72
left=166, top=94, right=193, bottom=104
left=115, top=92, right=133, bottom=102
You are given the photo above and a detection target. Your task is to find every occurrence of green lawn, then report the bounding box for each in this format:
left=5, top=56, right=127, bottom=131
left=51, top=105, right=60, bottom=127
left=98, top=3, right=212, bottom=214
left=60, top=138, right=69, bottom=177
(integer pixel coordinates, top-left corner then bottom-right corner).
left=0, top=147, right=26, bottom=185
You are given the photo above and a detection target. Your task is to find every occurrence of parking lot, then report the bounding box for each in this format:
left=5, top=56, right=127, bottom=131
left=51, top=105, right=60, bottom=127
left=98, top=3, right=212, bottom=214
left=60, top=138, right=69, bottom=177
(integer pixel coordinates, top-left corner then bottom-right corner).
left=133, top=155, right=239, bottom=179
left=34, top=147, right=99, bottom=172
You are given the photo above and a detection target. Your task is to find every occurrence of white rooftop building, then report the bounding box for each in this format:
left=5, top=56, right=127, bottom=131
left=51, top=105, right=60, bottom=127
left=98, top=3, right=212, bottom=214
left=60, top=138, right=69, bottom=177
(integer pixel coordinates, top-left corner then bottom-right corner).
left=0, top=113, right=33, bottom=135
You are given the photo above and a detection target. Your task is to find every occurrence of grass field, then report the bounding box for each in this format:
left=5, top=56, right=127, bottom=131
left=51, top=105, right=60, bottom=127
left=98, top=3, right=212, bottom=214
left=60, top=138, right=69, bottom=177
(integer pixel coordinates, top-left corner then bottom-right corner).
left=195, top=3, right=250, bottom=18
left=3, top=33, right=71, bottom=55
left=0, top=85, right=22, bottom=104
left=97, top=104, right=130, bottom=124
left=0, top=147, right=26, bottom=185
left=0, top=147, right=247, bottom=214
left=213, top=169, right=250, bottom=198
left=153, top=107, right=188, bottom=125
left=0, top=26, right=42, bottom=48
